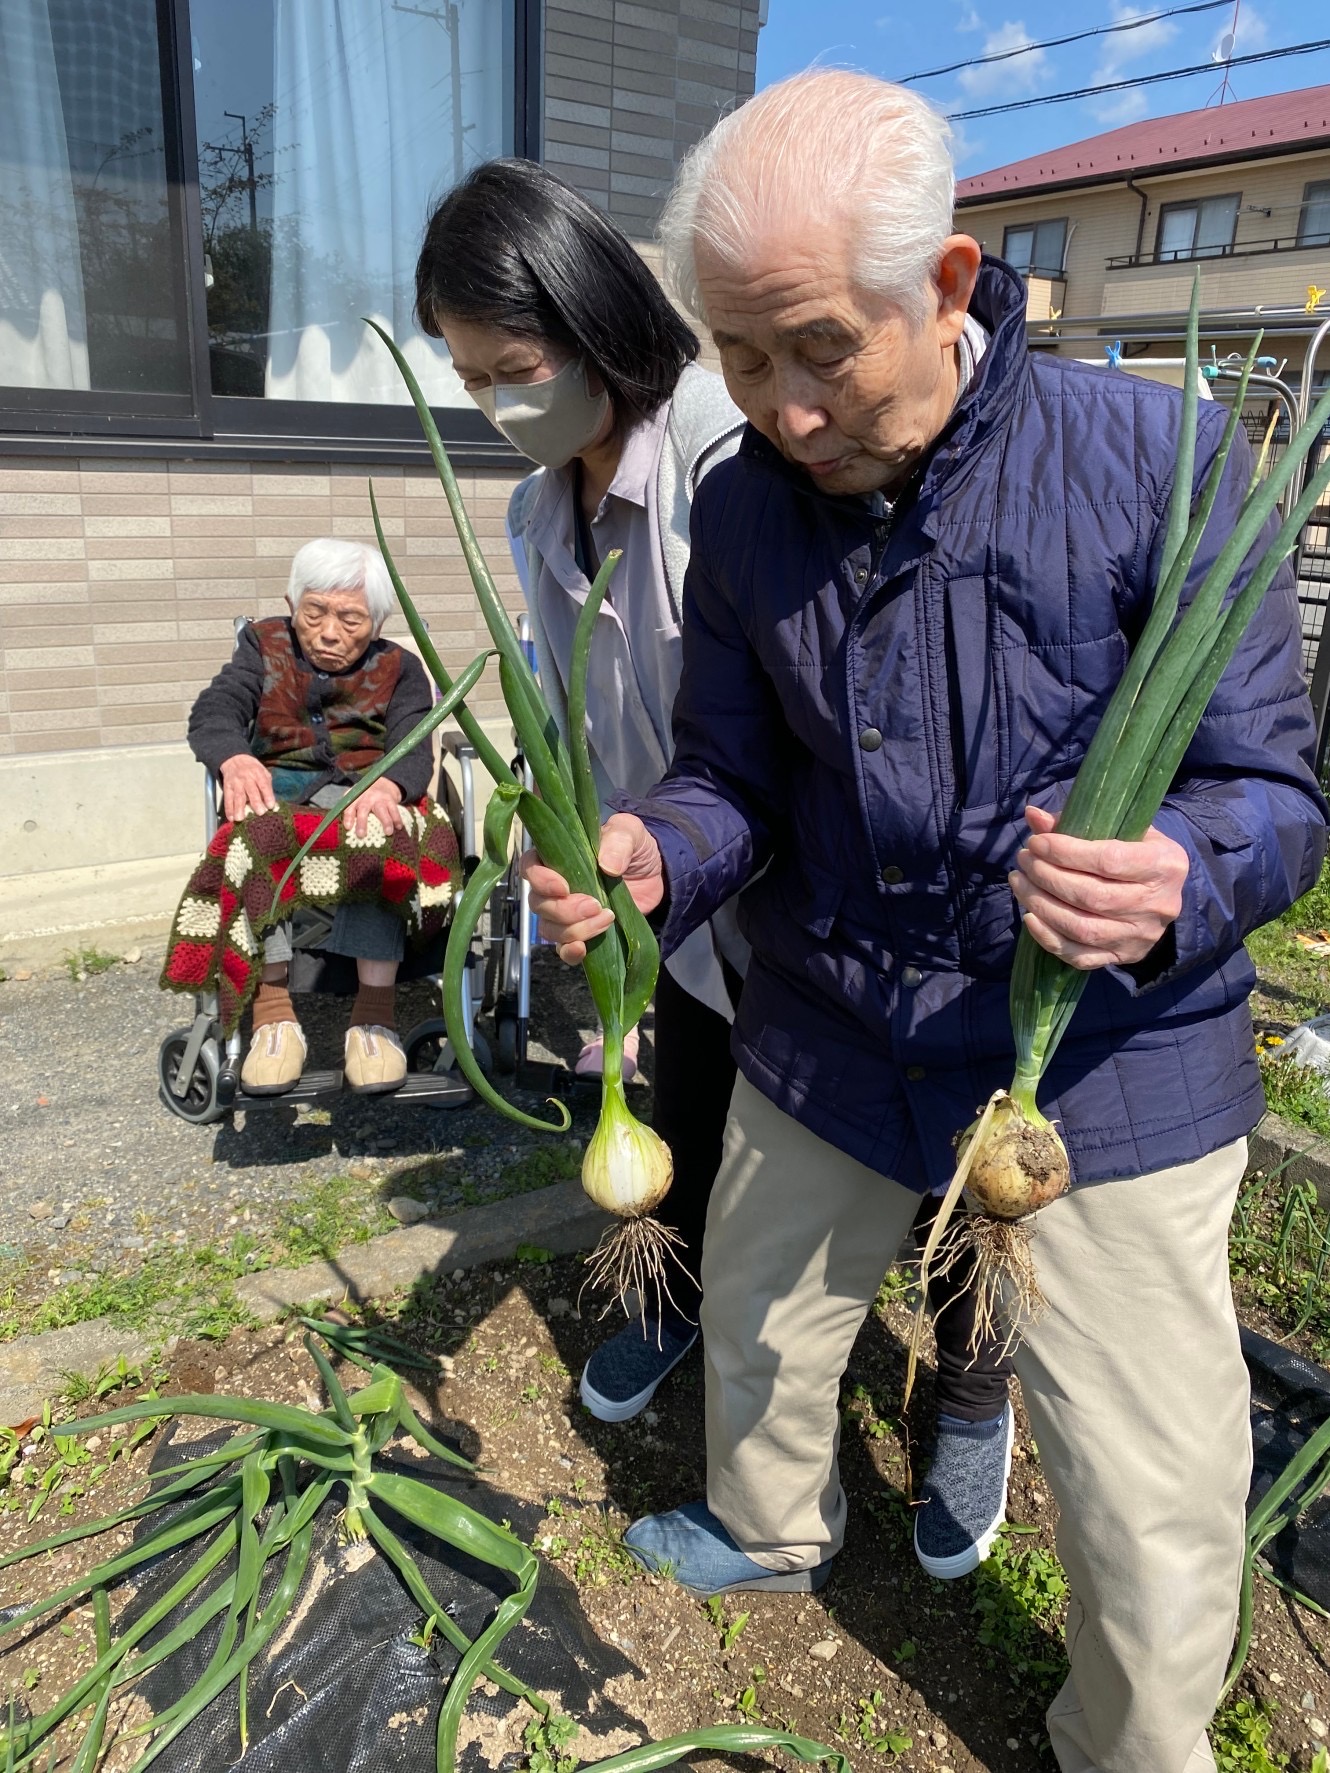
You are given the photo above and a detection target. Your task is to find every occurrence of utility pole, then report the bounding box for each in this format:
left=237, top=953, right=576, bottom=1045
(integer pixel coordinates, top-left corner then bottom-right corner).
left=224, top=110, right=258, bottom=234
left=393, top=1, right=467, bottom=181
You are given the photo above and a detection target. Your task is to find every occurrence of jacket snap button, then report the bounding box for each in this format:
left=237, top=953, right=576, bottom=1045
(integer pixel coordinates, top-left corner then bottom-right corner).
left=905, top=1064, right=926, bottom=1082
left=854, top=566, right=868, bottom=585
left=881, top=864, right=904, bottom=884
left=900, top=965, right=922, bottom=988
left=859, top=727, right=883, bottom=752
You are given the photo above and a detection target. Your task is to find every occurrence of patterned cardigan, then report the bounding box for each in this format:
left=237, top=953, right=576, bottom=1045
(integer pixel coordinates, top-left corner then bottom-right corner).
left=187, top=618, right=435, bottom=802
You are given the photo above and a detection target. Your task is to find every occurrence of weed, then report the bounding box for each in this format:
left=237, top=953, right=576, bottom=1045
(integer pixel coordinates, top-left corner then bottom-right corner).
left=840, top=1693, right=911, bottom=1759
left=522, top=1712, right=579, bottom=1773
left=569, top=1511, right=636, bottom=1587
left=1258, top=1053, right=1330, bottom=1140
left=4, top=1384, right=165, bottom=1520
left=274, top=1173, right=394, bottom=1263
left=843, top=1381, right=895, bottom=1443
left=732, top=1667, right=766, bottom=1722
left=875, top=1269, right=915, bottom=1311
left=500, top=1144, right=583, bottom=1193
left=704, top=1596, right=749, bottom=1651
left=0, top=1173, right=398, bottom=1344
left=1280, top=862, right=1330, bottom=935
left=520, top=1381, right=541, bottom=1405
left=1210, top=1699, right=1288, bottom=1773
left=58, top=1355, right=161, bottom=1409
left=516, top=1242, right=556, bottom=1265
left=971, top=1529, right=1069, bottom=1702
left=0, top=1243, right=255, bottom=1346
left=1230, top=1171, right=1330, bottom=1358
left=62, top=945, right=120, bottom=981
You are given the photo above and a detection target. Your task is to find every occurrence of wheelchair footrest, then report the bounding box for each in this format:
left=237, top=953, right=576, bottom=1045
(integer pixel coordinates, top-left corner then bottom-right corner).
left=237, top=1069, right=473, bottom=1109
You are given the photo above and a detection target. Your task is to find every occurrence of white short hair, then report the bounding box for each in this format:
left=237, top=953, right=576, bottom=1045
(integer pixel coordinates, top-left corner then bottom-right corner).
left=286, top=538, right=394, bottom=629
left=659, top=70, right=955, bottom=330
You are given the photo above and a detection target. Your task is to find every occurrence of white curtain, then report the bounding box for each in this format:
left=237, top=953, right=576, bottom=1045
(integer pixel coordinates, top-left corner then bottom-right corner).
left=0, top=0, right=90, bottom=390
left=266, top=0, right=505, bottom=404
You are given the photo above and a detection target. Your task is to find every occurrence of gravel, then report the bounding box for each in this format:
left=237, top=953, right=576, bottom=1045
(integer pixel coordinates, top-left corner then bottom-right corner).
left=0, top=942, right=640, bottom=1283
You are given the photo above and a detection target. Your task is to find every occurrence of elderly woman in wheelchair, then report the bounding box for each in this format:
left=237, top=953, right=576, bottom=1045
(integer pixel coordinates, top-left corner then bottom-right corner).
left=185, top=537, right=435, bottom=1097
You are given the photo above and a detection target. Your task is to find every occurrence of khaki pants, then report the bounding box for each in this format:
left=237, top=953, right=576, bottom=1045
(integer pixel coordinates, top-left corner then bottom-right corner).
left=700, top=1075, right=1251, bottom=1773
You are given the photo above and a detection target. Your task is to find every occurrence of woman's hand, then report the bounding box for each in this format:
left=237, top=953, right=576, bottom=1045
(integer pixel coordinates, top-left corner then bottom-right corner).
left=1010, top=804, right=1188, bottom=970
left=219, top=753, right=277, bottom=820
left=522, top=812, right=664, bottom=964
left=346, top=776, right=405, bottom=838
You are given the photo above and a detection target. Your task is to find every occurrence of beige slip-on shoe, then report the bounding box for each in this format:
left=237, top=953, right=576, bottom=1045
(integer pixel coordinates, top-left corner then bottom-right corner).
left=344, top=1024, right=407, bottom=1094
left=240, top=1019, right=307, bottom=1095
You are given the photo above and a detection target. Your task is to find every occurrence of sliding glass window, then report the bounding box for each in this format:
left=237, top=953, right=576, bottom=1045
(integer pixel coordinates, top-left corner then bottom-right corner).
left=192, top=0, right=512, bottom=407
left=0, top=0, right=191, bottom=406
left=0, top=0, right=534, bottom=446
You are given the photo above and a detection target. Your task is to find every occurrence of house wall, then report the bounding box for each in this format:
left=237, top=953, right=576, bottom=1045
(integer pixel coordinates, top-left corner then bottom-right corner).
left=959, top=146, right=1330, bottom=338
left=0, top=0, right=758, bottom=958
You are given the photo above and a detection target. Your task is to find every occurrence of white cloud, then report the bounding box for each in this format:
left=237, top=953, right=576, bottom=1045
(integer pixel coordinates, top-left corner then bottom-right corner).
left=947, top=120, right=987, bottom=170
left=957, top=3, right=985, bottom=30
left=1092, top=1, right=1177, bottom=81
left=1214, top=2, right=1270, bottom=58
left=955, top=19, right=1050, bottom=97
left=1082, top=1, right=1177, bottom=127
left=1088, top=88, right=1151, bottom=125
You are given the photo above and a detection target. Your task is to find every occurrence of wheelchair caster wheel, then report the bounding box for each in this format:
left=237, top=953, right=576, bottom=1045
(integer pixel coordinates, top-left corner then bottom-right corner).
left=158, top=1029, right=224, bottom=1125
left=494, top=1013, right=519, bottom=1074
left=404, top=1019, right=491, bottom=1077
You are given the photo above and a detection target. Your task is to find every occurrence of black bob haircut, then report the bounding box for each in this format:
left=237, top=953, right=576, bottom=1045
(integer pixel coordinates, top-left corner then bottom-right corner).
left=415, top=159, right=698, bottom=428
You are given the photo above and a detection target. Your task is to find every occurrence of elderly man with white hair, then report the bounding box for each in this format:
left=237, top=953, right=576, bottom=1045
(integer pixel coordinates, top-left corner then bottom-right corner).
left=188, top=537, right=434, bottom=1094
left=526, top=69, right=1328, bottom=1773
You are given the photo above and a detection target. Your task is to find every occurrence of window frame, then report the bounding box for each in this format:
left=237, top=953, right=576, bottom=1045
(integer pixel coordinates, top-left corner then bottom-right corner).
left=1154, top=192, right=1242, bottom=264
left=1001, top=217, right=1068, bottom=280
left=0, top=0, right=542, bottom=465
left=1298, top=179, right=1330, bottom=250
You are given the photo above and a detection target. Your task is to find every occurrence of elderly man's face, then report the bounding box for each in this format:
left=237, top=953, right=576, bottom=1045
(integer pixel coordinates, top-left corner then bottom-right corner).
left=289, top=585, right=376, bottom=673
left=698, top=221, right=982, bottom=499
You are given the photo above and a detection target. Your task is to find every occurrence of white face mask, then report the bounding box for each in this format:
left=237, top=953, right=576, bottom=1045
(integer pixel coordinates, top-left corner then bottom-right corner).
left=471, top=357, right=610, bottom=468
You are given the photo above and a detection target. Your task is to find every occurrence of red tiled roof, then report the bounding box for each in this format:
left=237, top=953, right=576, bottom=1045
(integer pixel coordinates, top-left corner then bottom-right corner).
left=956, top=83, right=1330, bottom=203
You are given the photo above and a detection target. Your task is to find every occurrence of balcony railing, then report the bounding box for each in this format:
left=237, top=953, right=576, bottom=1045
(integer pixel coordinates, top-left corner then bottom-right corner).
left=1107, top=234, right=1330, bottom=270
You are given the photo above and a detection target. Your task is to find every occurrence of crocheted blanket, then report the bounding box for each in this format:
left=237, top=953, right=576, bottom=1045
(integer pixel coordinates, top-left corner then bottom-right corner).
left=160, top=799, right=459, bottom=1034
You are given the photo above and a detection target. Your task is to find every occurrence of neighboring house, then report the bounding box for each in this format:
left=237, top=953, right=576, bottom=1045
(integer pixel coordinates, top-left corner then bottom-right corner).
left=956, top=85, right=1330, bottom=742
left=955, top=85, right=1330, bottom=359
left=0, top=0, right=762, bottom=954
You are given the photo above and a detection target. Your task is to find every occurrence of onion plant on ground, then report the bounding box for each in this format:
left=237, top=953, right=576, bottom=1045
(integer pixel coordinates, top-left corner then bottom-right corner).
left=0, top=1318, right=849, bottom=1773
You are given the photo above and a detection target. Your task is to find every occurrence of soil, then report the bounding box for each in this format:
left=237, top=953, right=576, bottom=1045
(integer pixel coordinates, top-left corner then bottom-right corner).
left=5, top=1257, right=1330, bottom=1773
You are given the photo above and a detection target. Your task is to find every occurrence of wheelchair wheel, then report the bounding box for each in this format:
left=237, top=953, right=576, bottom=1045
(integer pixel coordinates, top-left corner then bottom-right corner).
left=493, top=1007, right=519, bottom=1074
left=405, top=1019, right=492, bottom=1076
left=158, top=1030, right=224, bottom=1125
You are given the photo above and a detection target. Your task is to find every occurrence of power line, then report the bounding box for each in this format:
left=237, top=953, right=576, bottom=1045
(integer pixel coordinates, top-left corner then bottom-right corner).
left=949, top=35, right=1330, bottom=120
left=900, top=0, right=1232, bottom=86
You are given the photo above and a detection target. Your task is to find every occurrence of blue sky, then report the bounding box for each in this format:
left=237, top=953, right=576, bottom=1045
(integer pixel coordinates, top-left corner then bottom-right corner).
left=755, top=1, right=1330, bottom=178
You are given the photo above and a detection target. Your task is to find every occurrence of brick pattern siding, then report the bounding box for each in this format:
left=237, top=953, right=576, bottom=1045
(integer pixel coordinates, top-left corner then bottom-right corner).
left=543, top=0, right=761, bottom=237
left=0, top=459, right=526, bottom=757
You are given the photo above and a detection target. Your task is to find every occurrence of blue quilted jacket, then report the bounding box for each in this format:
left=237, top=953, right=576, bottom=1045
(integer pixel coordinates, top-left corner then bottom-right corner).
left=620, top=259, right=1328, bottom=1190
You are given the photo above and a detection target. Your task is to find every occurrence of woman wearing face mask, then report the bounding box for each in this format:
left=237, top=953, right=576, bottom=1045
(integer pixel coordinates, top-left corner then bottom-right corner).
left=415, top=158, right=749, bottom=1423
left=413, top=168, right=1014, bottom=1541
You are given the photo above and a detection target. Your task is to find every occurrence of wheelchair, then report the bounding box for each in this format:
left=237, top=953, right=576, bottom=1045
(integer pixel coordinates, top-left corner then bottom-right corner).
left=156, top=620, right=527, bottom=1125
